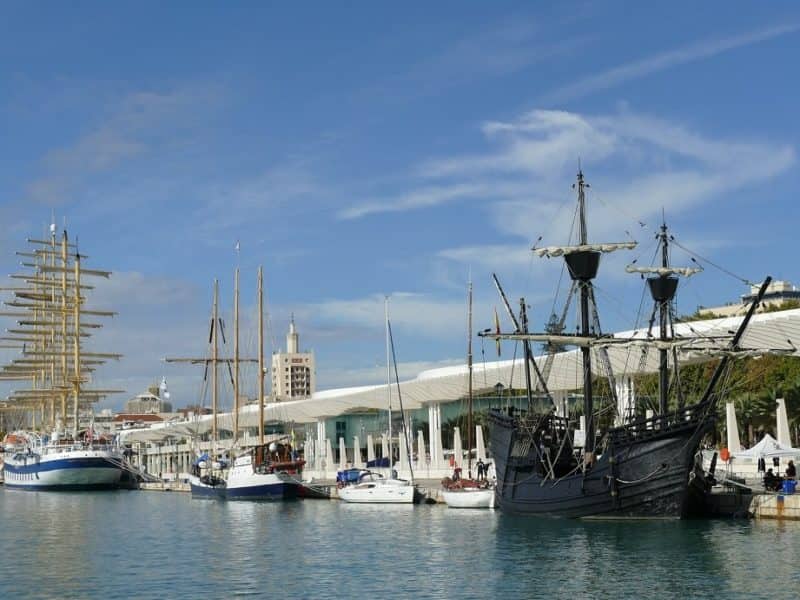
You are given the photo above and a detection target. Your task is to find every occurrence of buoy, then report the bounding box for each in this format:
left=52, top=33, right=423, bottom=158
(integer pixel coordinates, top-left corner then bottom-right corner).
left=720, top=448, right=730, bottom=462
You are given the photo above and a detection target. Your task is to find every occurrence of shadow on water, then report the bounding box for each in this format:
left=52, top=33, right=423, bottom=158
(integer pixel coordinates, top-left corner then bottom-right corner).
left=2, top=490, right=800, bottom=599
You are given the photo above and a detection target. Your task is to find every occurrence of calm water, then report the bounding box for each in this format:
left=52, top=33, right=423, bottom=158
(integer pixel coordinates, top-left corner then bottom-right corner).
left=2, top=489, right=800, bottom=599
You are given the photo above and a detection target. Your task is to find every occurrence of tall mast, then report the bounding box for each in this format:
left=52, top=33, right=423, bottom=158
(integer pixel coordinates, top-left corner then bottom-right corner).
left=233, top=268, right=240, bottom=443
left=72, top=250, right=81, bottom=435
left=467, top=280, right=473, bottom=476
left=575, top=170, right=595, bottom=464
left=61, top=231, right=68, bottom=429
left=212, top=279, right=219, bottom=443
left=658, top=223, right=670, bottom=416
left=258, top=266, right=265, bottom=446
left=385, top=296, right=392, bottom=475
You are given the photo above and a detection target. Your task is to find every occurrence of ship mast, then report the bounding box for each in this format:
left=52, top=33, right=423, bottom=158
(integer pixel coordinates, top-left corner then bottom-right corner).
left=212, top=279, right=219, bottom=443
left=233, top=268, right=240, bottom=443
left=656, top=224, right=672, bottom=417
left=572, top=170, right=597, bottom=465
left=467, top=279, right=473, bottom=477
left=258, top=266, right=265, bottom=446
left=0, top=224, right=123, bottom=434
left=385, top=296, right=393, bottom=476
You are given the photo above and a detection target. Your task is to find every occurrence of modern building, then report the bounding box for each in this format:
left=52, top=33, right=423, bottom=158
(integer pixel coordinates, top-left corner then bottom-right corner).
left=698, top=279, right=800, bottom=317
left=271, top=317, right=315, bottom=400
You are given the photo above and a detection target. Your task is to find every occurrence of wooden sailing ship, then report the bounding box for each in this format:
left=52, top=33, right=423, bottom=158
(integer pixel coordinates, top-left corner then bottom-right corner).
left=0, top=223, right=125, bottom=490
left=483, top=171, right=771, bottom=517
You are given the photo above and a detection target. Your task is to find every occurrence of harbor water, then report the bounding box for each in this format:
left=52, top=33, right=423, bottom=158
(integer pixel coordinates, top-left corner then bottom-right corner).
left=2, top=490, right=800, bottom=599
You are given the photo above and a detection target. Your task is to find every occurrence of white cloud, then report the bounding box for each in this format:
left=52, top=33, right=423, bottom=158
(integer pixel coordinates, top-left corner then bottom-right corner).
left=542, top=22, right=800, bottom=103
left=25, top=85, right=223, bottom=207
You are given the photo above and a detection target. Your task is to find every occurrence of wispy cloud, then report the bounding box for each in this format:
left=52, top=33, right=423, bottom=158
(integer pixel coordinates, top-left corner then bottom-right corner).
left=342, top=107, right=794, bottom=274
left=542, top=22, right=800, bottom=104
left=25, top=84, right=224, bottom=207
left=359, top=18, right=590, bottom=102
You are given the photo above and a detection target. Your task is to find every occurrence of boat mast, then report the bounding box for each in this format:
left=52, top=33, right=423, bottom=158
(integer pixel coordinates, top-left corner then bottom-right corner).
left=258, top=266, right=265, bottom=446
left=233, top=268, right=240, bottom=443
left=212, top=279, right=219, bottom=444
left=467, top=279, right=473, bottom=478
left=385, top=296, right=392, bottom=475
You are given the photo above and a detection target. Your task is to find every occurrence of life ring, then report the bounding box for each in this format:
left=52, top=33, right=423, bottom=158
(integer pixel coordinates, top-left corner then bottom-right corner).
left=720, top=448, right=730, bottom=462
left=337, top=481, right=344, bottom=489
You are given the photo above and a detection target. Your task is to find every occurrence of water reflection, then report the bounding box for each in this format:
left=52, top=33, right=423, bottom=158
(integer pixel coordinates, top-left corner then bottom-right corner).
left=2, top=490, right=799, bottom=599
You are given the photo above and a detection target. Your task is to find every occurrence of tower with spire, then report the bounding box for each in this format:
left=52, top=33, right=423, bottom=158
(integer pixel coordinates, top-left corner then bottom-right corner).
left=271, top=315, right=315, bottom=400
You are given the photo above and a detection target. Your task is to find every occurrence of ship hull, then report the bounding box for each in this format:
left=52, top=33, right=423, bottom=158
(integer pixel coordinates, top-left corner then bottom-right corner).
left=189, top=474, right=226, bottom=499
left=489, top=408, right=711, bottom=518
left=2, top=450, right=123, bottom=491
left=225, top=471, right=298, bottom=501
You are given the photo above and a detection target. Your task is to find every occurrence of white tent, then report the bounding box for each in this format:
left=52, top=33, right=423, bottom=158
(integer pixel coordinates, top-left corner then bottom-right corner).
left=733, top=433, right=800, bottom=459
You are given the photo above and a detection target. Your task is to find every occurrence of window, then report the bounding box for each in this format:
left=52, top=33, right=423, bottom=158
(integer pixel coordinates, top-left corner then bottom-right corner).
left=336, top=420, right=347, bottom=441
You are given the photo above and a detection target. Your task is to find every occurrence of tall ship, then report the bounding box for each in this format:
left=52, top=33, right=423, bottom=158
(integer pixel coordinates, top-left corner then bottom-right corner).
left=484, top=171, right=770, bottom=518
left=1, top=224, right=125, bottom=490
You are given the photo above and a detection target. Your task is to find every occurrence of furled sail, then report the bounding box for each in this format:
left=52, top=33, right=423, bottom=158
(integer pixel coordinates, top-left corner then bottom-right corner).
left=534, top=242, right=637, bottom=258
left=625, top=265, right=702, bottom=277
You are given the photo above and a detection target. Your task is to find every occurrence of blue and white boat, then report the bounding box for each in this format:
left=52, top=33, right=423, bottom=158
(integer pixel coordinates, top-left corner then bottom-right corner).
left=224, top=443, right=302, bottom=501
left=2, top=432, right=124, bottom=491
left=189, top=453, right=227, bottom=499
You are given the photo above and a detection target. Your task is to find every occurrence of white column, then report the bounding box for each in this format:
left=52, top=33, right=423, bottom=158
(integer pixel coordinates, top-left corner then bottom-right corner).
left=476, top=425, right=486, bottom=462
left=416, top=430, right=426, bottom=470
left=306, top=438, right=315, bottom=469
left=338, top=437, right=347, bottom=469
left=325, top=438, right=334, bottom=476
left=399, top=427, right=409, bottom=474
left=645, top=409, right=654, bottom=430
left=453, top=427, right=462, bottom=468
left=428, top=403, right=442, bottom=468
left=615, top=377, right=635, bottom=426
left=726, top=402, right=741, bottom=452
left=777, top=398, right=791, bottom=447
left=353, top=436, right=363, bottom=468
left=367, top=434, right=375, bottom=464
left=317, top=420, right=326, bottom=470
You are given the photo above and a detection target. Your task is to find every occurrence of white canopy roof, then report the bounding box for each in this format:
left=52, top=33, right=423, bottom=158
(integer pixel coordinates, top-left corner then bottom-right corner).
left=119, top=308, right=800, bottom=443
left=733, top=433, right=800, bottom=459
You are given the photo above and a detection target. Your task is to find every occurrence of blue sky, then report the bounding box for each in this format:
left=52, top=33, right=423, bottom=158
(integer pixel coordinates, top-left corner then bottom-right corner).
left=1, top=2, right=799, bottom=410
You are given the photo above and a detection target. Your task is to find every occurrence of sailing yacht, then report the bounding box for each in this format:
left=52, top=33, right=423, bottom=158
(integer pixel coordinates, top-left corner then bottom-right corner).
left=441, top=281, right=495, bottom=509
left=223, top=266, right=304, bottom=500
left=1, top=226, right=126, bottom=490
left=338, top=298, right=415, bottom=504
left=483, top=170, right=771, bottom=518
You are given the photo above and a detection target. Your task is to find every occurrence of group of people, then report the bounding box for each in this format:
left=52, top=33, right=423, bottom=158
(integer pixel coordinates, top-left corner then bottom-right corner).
left=762, top=459, right=796, bottom=492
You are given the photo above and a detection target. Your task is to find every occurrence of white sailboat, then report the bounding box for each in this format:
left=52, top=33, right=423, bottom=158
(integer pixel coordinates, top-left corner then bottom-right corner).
left=338, top=297, right=414, bottom=504
left=441, top=280, right=495, bottom=509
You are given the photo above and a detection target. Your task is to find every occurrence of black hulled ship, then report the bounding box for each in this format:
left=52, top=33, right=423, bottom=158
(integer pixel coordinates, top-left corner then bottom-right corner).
left=484, top=171, right=770, bottom=518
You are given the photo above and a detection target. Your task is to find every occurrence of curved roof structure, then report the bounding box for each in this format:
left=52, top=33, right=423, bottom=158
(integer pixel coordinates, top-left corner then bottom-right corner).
left=119, top=308, right=800, bottom=443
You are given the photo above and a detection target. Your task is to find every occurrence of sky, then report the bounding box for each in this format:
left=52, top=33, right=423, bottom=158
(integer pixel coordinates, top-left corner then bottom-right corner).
left=1, top=2, right=799, bottom=411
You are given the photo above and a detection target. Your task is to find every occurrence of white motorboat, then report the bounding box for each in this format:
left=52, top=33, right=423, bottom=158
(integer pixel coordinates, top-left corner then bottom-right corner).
left=337, top=470, right=415, bottom=504
left=441, top=484, right=495, bottom=509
